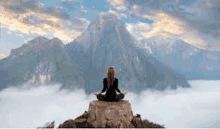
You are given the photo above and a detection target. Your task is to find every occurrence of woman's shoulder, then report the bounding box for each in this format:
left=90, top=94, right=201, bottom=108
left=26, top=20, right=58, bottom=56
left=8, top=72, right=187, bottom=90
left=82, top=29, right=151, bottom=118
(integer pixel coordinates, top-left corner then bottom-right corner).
left=104, top=78, right=118, bottom=80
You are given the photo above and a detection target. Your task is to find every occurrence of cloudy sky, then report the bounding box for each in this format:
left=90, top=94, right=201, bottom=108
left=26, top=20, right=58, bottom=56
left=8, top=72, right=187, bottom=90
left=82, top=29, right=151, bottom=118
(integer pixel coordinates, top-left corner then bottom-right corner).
left=0, top=0, right=220, bottom=59
left=0, top=80, right=220, bottom=128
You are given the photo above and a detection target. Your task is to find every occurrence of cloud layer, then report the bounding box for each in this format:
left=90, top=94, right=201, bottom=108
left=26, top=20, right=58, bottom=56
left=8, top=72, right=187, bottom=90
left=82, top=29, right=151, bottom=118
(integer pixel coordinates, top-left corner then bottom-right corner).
left=112, top=0, right=220, bottom=51
left=0, top=0, right=90, bottom=42
left=0, top=80, right=220, bottom=128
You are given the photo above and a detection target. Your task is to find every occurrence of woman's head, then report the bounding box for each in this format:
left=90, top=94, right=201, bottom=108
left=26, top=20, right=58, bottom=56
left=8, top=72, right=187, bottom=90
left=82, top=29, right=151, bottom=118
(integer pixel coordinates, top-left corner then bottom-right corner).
left=107, top=66, right=116, bottom=89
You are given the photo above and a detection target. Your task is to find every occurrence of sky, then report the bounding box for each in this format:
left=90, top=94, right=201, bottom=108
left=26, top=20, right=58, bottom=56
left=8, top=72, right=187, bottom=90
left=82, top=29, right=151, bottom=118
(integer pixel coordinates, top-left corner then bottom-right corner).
left=0, top=1, right=220, bottom=128
left=0, top=0, right=220, bottom=59
left=0, top=80, right=220, bottom=128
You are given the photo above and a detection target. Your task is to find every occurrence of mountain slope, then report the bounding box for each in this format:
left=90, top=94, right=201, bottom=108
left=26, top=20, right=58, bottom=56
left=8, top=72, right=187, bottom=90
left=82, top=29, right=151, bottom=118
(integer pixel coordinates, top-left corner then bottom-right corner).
left=140, top=37, right=220, bottom=80
left=0, top=12, right=191, bottom=94
left=66, top=12, right=190, bottom=94
left=0, top=37, right=83, bottom=91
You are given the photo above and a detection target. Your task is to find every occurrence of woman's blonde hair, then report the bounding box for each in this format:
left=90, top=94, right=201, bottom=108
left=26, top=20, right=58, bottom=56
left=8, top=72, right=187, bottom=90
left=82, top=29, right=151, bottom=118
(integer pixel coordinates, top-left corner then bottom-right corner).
left=107, top=66, right=116, bottom=89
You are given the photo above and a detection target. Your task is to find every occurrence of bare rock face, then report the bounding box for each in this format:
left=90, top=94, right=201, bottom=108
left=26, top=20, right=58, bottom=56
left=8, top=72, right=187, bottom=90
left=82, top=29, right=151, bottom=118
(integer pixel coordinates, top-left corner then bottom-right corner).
left=53, top=100, right=165, bottom=128
left=58, top=119, right=77, bottom=128
left=87, top=100, right=134, bottom=128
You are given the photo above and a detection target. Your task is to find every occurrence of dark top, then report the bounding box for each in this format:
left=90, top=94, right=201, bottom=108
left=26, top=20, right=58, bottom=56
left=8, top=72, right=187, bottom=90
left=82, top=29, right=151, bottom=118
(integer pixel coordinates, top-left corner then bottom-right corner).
left=101, top=78, right=121, bottom=98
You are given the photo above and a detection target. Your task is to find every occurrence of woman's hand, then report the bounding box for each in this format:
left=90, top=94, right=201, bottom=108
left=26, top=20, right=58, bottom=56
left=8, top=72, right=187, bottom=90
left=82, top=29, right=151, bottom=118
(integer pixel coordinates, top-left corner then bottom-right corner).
left=94, top=93, right=102, bottom=96
left=121, top=91, right=128, bottom=95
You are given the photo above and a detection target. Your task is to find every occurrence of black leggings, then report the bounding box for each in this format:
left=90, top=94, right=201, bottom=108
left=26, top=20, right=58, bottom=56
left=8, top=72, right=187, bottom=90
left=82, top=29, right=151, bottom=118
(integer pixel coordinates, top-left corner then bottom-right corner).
left=97, top=93, right=125, bottom=101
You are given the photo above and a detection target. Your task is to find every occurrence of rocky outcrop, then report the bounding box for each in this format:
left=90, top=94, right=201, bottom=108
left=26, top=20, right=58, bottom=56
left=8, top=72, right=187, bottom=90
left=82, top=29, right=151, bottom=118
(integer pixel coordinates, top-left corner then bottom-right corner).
left=87, top=100, right=134, bottom=128
left=58, top=111, right=89, bottom=128
left=56, top=100, right=165, bottom=128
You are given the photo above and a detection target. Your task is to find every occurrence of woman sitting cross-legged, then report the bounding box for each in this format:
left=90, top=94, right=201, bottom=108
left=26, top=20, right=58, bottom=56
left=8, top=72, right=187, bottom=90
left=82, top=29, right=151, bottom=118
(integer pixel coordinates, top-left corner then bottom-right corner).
left=96, top=66, right=124, bottom=101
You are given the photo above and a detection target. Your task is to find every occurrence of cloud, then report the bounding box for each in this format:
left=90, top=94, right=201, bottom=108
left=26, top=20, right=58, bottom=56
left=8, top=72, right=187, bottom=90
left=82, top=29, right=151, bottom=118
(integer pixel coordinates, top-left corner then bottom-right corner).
left=142, top=12, right=207, bottom=48
left=126, top=22, right=151, bottom=40
left=108, top=0, right=124, bottom=6
left=108, top=0, right=128, bottom=12
left=142, top=12, right=185, bottom=37
left=0, top=80, right=220, bottom=128
left=118, top=0, right=220, bottom=51
left=168, top=0, right=220, bottom=50
left=0, top=52, right=8, bottom=59
left=107, top=9, right=127, bottom=19
left=126, top=12, right=206, bottom=48
left=0, top=0, right=90, bottom=42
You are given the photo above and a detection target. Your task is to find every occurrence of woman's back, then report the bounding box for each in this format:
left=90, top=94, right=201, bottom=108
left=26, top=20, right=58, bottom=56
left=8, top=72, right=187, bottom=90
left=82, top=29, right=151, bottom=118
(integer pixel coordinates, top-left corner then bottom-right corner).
left=96, top=66, right=124, bottom=101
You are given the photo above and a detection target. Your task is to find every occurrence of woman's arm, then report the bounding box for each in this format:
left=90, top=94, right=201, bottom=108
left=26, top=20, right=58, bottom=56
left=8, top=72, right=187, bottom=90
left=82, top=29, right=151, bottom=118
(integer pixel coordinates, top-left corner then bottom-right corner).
left=114, top=79, right=121, bottom=93
left=100, top=78, right=107, bottom=93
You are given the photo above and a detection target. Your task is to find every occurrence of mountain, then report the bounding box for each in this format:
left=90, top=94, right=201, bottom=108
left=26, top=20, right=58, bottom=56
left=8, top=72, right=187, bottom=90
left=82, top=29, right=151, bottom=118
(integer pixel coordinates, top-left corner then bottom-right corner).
left=0, top=12, right=191, bottom=94
left=65, top=12, right=190, bottom=95
left=9, top=36, right=65, bottom=58
left=139, top=37, right=220, bottom=80
left=0, top=37, right=84, bottom=91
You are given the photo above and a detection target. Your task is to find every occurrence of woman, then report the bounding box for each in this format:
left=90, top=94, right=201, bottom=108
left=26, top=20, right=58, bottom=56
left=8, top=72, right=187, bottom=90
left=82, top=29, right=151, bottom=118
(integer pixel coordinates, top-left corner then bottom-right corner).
left=96, top=66, right=124, bottom=101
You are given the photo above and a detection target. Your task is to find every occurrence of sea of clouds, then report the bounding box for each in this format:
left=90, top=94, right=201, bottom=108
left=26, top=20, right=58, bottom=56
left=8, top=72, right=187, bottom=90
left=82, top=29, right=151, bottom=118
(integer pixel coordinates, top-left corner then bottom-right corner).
left=0, top=80, right=220, bottom=128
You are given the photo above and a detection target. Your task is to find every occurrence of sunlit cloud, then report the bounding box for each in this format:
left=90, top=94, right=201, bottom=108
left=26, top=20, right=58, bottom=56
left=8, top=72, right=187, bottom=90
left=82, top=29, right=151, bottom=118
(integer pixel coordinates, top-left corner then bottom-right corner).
left=0, top=7, right=83, bottom=42
left=108, top=0, right=124, bottom=6
left=143, top=12, right=206, bottom=48
left=108, top=0, right=126, bottom=11
left=0, top=0, right=91, bottom=42
left=126, top=11, right=207, bottom=48
left=126, top=23, right=133, bottom=32
left=118, top=0, right=220, bottom=51
left=0, top=52, right=8, bottom=59
left=126, top=22, right=151, bottom=40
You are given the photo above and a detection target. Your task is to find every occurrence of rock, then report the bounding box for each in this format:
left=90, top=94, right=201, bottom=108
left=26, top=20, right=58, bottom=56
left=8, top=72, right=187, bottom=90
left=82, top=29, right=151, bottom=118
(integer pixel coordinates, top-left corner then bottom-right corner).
left=106, top=119, right=121, bottom=128
left=131, top=114, right=165, bottom=128
left=72, top=110, right=89, bottom=127
left=142, top=120, right=150, bottom=128
left=45, top=121, right=55, bottom=128
left=73, top=118, right=87, bottom=127
left=42, top=101, right=165, bottom=128
left=37, top=121, right=55, bottom=129
left=132, top=115, right=143, bottom=128
left=74, top=110, right=89, bottom=120
left=58, top=119, right=77, bottom=128
left=87, top=99, right=133, bottom=128
left=142, top=120, right=165, bottom=128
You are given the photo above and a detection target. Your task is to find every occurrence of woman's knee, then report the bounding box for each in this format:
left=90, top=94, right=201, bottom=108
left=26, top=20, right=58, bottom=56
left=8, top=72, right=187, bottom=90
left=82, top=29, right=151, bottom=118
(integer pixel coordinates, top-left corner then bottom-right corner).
left=117, top=94, right=124, bottom=99
left=120, top=94, right=124, bottom=98
left=97, top=95, right=104, bottom=100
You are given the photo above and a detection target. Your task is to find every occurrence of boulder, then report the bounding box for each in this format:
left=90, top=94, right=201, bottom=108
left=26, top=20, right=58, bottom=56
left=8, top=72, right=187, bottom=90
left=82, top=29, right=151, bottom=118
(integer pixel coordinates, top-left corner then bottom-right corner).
left=132, top=114, right=143, bottom=128
left=74, top=118, right=87, bottom=127
left=87, top=100, right=134, bottom=128
left=57, top=111, right=89, bottom=128
left=75, top=110, right=90, bottom=120
left=58, top=119, right=77, bottom=128
left=131, top=114, right=165, bottom=128
left=45, top=121, right=55, bottom=128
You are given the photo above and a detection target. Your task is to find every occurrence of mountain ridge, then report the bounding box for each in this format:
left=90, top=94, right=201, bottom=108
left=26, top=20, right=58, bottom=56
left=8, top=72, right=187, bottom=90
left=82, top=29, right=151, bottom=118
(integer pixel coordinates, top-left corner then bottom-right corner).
left=65, top=12, right=190, bottom=94
left=0, top=12, right=191, bottom=94
left=139, top=37, right=220, bottom=80
left=9, top=37, right=64, bottom=58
